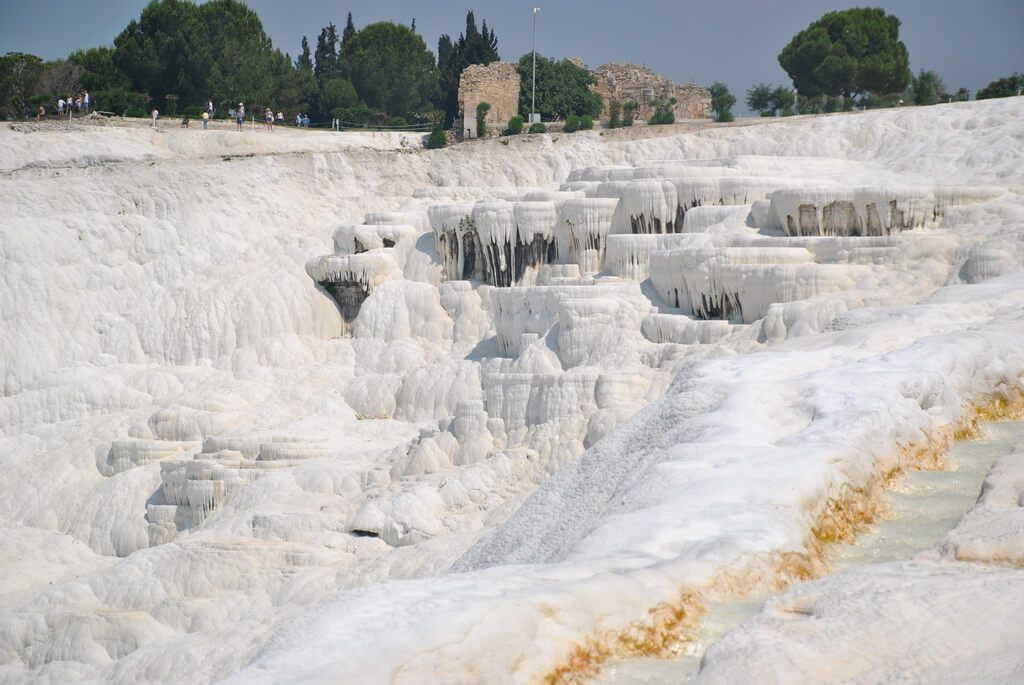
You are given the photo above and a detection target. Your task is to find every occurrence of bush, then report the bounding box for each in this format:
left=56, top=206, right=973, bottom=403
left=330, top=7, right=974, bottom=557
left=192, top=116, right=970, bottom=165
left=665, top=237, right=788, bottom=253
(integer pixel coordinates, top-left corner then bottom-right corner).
left=717, top=111, right=734, bottom=122
left=425, top=126, right=447, bottom=149
left=708, top=82, right=736, bottom=122
left=476, top=101, right=491, bottom=137
left=528, top=122, right=546, bottom=134
left=183, top=105, right=202, bottom=118
left=564, top=114, right=581, bottom=133
left=389, top=116, right=407, bottom=127
left=503, top=115, right=524, bottom=135
left=579, top=115, right=593, bottom=130
left=125, top=107, right=146, bottom=118
left=609, top=100, right=621, bottom=128
left=977, top=73, right=1023, bottom=100
left=622, top=100, right=638, bottom=127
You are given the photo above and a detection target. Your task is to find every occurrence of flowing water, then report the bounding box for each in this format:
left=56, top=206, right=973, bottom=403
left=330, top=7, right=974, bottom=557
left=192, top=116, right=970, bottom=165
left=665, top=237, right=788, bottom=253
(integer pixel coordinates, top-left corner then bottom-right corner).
left=593, top=420, right=1024, bottom=684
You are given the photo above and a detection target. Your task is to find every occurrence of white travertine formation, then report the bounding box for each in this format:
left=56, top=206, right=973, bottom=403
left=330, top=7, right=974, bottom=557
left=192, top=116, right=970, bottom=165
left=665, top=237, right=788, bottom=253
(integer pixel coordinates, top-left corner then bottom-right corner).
left=4, top=96, right=1024, bottom=685
left=605, top=233, right=712, bottom=281
left=559, top=197, right=620, bottom=273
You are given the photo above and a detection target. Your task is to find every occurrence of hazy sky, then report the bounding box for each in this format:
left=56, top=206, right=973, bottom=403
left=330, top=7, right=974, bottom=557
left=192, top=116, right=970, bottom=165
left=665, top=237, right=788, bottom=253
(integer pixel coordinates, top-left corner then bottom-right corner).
left=2, top=0, right=1021, bottom=113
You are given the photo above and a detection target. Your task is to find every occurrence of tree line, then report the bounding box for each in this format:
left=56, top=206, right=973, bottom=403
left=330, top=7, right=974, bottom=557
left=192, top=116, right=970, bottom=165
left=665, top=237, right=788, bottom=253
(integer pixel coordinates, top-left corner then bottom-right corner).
left=1, top=3, right=1019, bottom=126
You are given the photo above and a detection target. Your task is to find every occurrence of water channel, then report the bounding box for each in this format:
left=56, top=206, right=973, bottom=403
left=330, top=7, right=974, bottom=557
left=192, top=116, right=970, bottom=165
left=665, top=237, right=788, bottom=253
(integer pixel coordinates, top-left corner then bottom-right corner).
left=593, top=419, right=1024, bottom=684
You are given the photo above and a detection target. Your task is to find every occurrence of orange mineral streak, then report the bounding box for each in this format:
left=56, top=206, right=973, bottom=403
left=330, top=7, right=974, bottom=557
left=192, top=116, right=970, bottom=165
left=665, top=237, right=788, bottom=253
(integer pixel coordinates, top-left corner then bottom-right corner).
left=541, top=388, right=1024, bottom=685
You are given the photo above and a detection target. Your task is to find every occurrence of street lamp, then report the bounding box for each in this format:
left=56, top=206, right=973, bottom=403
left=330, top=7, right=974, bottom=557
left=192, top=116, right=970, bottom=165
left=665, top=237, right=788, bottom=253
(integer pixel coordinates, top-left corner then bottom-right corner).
left=530, top=7, right=541, bottom=124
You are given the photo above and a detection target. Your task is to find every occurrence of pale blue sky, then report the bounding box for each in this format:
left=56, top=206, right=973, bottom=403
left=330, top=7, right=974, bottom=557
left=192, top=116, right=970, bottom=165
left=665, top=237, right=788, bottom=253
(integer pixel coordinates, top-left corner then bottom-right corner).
left=2, top=0, right=1021, bottom=113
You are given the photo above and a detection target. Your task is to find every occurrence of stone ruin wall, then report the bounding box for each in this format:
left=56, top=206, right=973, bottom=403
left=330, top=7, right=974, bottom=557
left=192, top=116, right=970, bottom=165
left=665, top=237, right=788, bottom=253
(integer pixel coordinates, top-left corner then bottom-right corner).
left=458, top=62, right=521, bottom=139
left=590, top=63, right=712, bottom=121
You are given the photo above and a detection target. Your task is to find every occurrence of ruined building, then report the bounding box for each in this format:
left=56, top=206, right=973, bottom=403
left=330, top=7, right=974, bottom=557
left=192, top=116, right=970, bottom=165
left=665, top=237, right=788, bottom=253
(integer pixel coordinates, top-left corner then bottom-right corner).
left=458, top=62, right=521, bottom=139
left=590, top=63, right=711, bottom=121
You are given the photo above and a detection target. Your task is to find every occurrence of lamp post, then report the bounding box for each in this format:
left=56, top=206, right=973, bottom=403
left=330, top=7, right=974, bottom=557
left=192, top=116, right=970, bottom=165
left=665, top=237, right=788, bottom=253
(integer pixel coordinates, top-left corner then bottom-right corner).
left=531, top=7, right=541, bottom=124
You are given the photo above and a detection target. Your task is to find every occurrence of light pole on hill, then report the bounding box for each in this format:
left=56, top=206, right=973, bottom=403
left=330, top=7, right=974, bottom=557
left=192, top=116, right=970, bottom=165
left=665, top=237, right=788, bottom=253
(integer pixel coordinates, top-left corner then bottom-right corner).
left=531, top=7, right=541, bottom=124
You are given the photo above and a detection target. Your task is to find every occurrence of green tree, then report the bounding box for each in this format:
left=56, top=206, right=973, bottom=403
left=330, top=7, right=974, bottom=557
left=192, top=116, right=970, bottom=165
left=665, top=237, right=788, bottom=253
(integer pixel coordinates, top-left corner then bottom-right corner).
left=747, top=83, right=774, bottom=116
left=952, top=87, right=970, bottom=102
left=609, top=99, right=621, bottom=128
left=770, top=86, right=796, bottom=116
left=314, top=23, right=341, bottom=88
left=503, top=114, right=523, bottom=135
left=515, top=54, right=602, bottom=120
left=778, top=8, right=910, bottom=106
left=976, top=73, right=1023, bottom=100
left=437, top=11, right=500, bottom=126
left=621, top=100, right=638, bottom=127
left=341, top=22, right=438, bottom=119
left=69, top=46, right=129, bottom=93
left=426, top=125, right=447, bottom=148
left=709, top=82, right=735, bottom=121
left=0, top=52, right=45, bottom=118
left=475, top=101, right=491, bottom=137
left=341, top=13, right=357, bottom=50
left=296, top=37, right=313, bottom=72
left=320, top=78, right=357, bottom=115
left=909, top=69, right=946, bottom=106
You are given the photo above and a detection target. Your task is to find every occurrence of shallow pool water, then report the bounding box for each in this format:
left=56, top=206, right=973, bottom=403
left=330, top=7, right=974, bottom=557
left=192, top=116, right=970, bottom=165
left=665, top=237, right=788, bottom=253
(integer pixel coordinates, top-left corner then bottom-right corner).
left=593, top=420, right=1024, bottom=684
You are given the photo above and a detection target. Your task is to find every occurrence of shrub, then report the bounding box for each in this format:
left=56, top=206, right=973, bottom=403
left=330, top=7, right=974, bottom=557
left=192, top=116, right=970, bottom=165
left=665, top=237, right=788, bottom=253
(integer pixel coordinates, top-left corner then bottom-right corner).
left=503, top=115, right=524, bottom=135
left=389, top=116, right=407, bottom=127
left=708, top=82, right=736, bottom=122
left=426, top=126, right=447, bottom=148
left=528, top=122, right=546, bottom=134
left=475, top=101, right=491, bottom=137
left=579, top=115, right=593, bottom=130
left=621, top=101, right=637, bottom=127
left=183, top=105, right=202, bottom=118
left=125, top=107, right=146, bottom=118
left=564, top=114, right=581, bottom=133
left=976, top=73, right=1023, bottom=100
left=609, top=100, right=621, bottom=128
left=717, top=111, right=734, bottom=122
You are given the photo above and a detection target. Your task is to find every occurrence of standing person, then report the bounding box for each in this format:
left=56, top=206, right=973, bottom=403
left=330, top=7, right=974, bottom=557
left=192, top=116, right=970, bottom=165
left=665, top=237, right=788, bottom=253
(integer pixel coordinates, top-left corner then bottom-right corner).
left=302, top=113, right=310, bottom=128
left=151, top=108, right=159, bottom=128
left=276, top=111, right=283, bottom=123
left=235, top=103, right=244, bottom=131
left=295, top=112, right=301, bottom=126
left=265, top=108, right=274, bottom=131
left=84, top=91, right=90, bottom=112
left=57, top=98, right=65, bottom=115
left=201, top=110, right=209, bottom=129
left=208, top=99, right=214, bottom=117
left=76, top=96, right=82, bottom=112
left=36, top=105, right=44, bottom=122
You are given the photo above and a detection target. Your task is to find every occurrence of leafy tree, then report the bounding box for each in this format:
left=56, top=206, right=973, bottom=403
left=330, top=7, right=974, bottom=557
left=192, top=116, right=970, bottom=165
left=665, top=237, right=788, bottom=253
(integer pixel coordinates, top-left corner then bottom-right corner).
left=341, top=13, right=357, bottom=50
left=426, top=125, right=447, bottom=148
left=0, top=52, right=44, bottom=118
left=709, top=82, right=735, bottom=121
left=621, top=100, right=637, bottom=127
left=341, top=22, right=438, bottom=119
left=649, top=97, right=676, bottom=125
left=516, top=54, right=602, bottom=120
left=747, top=83, right=774, bottom=116
left=314, top=23, right=341, bottom=87
left=69, top=47, right=129, bottom=93
left=296, top=37, right=313, bottom=72
left=771, top=86, right=796, bottom=116
left=503, top=114, right=523, bottom=135
left=39, top=60, right=83, bottom=101
left=113, top=0, right=210, bottom=109
left=437, top=11, right=500, bottom=126
left=909, top=69, right=946, bottom=105
left=778, top=8, right=910, bottom=105
left=952, top=87, right=970, bottom=102
left=976, top=73, right=1024, bottom=100
left=475, top=101, right=491, bottom=137
left=321, top=77, right=357, bottom=115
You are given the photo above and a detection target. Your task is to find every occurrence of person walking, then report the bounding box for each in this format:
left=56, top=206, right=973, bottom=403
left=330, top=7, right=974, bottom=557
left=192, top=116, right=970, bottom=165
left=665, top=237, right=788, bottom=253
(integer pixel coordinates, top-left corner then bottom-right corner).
left=202, top=110, right=209, bottom=129
left=151, top=108, right=159, bottom=128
